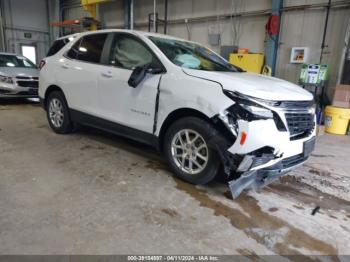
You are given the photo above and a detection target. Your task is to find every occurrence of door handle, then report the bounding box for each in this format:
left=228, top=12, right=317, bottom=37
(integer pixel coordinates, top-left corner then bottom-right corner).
left=61, top=63, right=70, bottom=69
left=101, top=71, right=113, bottom=78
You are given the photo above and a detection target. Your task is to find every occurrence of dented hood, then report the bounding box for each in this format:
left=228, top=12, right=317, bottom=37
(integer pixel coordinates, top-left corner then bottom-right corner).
left=183, top=69, right=313, bottom=101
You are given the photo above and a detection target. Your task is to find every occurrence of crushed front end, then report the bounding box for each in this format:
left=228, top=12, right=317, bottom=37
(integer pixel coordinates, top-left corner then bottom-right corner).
left=215, top=91, right=316, bottom=198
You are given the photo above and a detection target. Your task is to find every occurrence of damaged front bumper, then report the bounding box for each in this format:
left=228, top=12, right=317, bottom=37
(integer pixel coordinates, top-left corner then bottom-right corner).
left=228, top=152, right=309, bottom=198
left=224, top=120, right=316, bottom=198
left=215, top=105, right=316, bottom=198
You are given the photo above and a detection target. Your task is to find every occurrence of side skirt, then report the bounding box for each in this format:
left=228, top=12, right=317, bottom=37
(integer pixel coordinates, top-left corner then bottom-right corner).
left=70, top=109, right=159, bottom=148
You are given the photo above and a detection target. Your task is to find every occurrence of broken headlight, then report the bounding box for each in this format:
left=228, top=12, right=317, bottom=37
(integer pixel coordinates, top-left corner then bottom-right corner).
left=0, top=75, right=13, bottom=84
left=219, top=110, right=239, bottom=136
left=224, top=90, right=273, bottom=120
left=239, top=103, right=273, bottom=119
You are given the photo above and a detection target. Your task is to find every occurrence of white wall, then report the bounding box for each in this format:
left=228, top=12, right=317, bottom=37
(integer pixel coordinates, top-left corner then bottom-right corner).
left=1, top=0, right=52, bottom=63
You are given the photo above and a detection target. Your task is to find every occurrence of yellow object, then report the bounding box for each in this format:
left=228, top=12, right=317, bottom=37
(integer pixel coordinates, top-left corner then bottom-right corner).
left=81, top=0, right=110, bottom=4
left=81, top=0, right=110, bottom=30
left=324, top=106, right=350, bottom=135
left=229, top=53, right=265, bottom=74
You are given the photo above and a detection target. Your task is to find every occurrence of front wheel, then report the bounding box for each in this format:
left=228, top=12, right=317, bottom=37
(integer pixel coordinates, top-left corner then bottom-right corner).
left=46, top=91, right=73, bottom=134
left=163, top=117, right=221, bottom=185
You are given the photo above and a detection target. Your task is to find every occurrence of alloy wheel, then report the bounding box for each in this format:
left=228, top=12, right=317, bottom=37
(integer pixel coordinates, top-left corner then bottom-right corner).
left=48, top=98, right=64, bottom=128
left=171, top=129, right=209, bottom=175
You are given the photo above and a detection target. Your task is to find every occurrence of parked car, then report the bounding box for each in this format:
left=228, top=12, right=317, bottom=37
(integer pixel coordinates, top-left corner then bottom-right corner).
left=0, top=52, right=39, bottom=98
left=39, top=30, right=316, bottom=197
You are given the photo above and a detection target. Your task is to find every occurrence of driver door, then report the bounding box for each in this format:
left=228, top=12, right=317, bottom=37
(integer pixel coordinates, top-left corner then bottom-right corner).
left=98, top=33, right=163, bottom=134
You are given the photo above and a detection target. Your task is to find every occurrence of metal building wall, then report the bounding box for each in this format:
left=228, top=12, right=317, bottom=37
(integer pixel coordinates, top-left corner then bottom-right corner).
left=278, top=1, right=350, bottom=97
left=0, top=0, right=53, bottom=62
left=61, top=0, right=90, bottom=22
left=61, top=0, right=350, bottom=97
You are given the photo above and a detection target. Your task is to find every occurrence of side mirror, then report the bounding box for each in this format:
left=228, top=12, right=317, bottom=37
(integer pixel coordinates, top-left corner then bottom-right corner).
left=128, top=66, right=147, bottom=88
left=147, top=66, right=164, bottom=74
left=128, top=64, right=164, bottom=88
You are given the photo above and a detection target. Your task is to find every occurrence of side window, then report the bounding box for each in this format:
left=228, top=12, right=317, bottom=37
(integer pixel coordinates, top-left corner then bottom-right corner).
left=47, top=39, right=67, bottom=57
left=66, top=39, right=80, bottom=59
left=78, top=34, right=107, bottom=63
left=66, top=33, right=107, bottom=63
left=109, top=34, right=154, bottom=69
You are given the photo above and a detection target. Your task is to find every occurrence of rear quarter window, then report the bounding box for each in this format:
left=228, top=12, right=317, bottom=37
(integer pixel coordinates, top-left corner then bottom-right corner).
left=47, top=39, right=68, bottom=57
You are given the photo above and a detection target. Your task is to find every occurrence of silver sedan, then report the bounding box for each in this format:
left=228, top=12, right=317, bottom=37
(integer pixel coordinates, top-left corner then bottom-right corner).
left=0, top=52, right=39, bottom=98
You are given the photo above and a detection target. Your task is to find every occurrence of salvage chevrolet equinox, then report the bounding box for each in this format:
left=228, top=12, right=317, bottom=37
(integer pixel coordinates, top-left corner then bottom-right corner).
left=39, top=30, right=316, bottom=197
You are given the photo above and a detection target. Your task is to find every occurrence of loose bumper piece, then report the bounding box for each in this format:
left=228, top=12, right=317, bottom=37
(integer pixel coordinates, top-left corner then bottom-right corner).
left=228, top=157, right=307, bottom=199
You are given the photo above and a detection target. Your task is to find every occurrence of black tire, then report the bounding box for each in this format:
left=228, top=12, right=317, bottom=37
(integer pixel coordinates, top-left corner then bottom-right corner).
left=163, top=117, right=221, bottom=185
left=46, top=91, right=73, bottom=134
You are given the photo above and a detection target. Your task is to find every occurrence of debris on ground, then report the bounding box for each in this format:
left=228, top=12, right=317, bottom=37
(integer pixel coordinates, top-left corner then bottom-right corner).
left=311, top=206, right=320, bottom=216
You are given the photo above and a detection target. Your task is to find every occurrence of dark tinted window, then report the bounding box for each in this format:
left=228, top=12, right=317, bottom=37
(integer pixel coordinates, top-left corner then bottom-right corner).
left=109, top=34, right=154, bottom=69
left=47, top=38, right=69, bottom=57
left=66, top=39, right=80, bottom=59
left=76, top=33, right=107, bottom=63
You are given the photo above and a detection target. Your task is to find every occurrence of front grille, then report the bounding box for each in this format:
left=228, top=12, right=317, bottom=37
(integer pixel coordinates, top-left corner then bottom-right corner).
left=16, top=76, right=38, bottom=80
left=285, top=112, right=315, bottom=140
left=282, top=154, right=307, bottom=168
left=17, top=81, right=38, bottom=88
left=18, top=89, right=38, bottom=95
left=16, top=76, right=29, bottom=79
left=0, top=90, right=11, bottom=94
left=278, top=100, right=314, bottom=109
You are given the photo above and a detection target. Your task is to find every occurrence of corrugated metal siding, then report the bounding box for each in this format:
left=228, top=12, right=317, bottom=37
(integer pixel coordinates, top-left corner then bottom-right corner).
left=60, top=0, right=350, bottom=95
left=276, top=6, right=349, bottom=96
left=2, top=0, right=51, bottom=60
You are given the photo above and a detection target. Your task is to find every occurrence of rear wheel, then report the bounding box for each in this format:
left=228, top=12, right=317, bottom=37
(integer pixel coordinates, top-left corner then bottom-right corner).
left=46, top=91, right=73, bottom=134
left=164, top=117, right=221, bottom=185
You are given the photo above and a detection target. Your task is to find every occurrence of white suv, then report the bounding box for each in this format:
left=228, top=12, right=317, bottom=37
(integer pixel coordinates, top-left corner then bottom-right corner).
left=39, top=30, right=316, bottom=198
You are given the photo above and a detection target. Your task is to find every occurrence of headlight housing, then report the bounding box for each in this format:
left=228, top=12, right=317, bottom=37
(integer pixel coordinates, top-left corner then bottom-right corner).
left=218, top=110, right=239, bottom=137
left=0, top=75, right=13, bottom=84
left=224, top=90, right=274, bottom=120
left=239, top=104, right=274, bottom=119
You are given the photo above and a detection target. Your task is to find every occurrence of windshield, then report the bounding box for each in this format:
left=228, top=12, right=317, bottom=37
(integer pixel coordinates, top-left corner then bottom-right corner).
left=149, top=36, right=242, bottom=72
left=0, top=54, right=37, bottom=68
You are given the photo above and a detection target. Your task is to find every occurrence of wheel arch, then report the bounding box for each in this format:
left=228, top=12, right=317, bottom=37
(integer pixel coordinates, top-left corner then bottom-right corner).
left=157, top=107, right=236, bottom=152
left=44, top=85, right=67, bottom=108
left=157, top=108, right=213, bottom=151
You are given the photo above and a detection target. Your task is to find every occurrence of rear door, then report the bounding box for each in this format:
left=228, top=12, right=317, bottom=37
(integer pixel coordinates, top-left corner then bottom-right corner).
left=57, top=33, right=108, bottom=116
left=97, top=33, right=164, bottom=133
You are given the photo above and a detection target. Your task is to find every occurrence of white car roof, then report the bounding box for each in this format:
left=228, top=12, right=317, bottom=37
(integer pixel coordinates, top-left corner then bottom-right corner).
left=56, top=33, right=79, bottom=41
left=60, top=29, right=195, bottom=44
